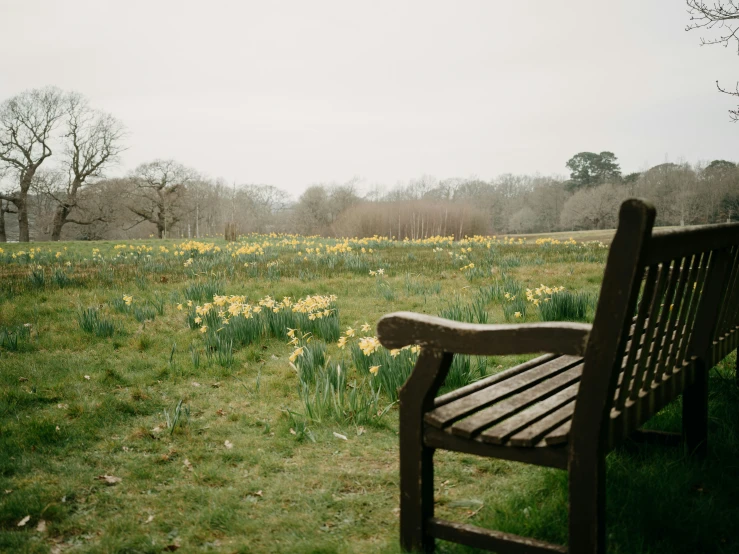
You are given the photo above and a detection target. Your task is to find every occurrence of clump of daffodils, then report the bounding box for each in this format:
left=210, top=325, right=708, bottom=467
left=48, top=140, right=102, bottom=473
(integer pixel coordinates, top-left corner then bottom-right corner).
left=334, top=323, right=420, bottom=378
left=123, top=294, right=133, bottom=306
left=525, top=284, right=566, bottom=306
left=187, top=293, right=339, bottom=334
left=369, top=268, right=385, bottom=276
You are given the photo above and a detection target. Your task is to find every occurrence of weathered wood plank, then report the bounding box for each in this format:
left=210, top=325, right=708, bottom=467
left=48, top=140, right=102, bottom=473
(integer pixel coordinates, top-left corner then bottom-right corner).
left=377, top=312, right=591, bottom=356
left=664, top=253, right=703, bottom=374
left=508, top=401, right=576, bottom=447
left=433, top=353, right=558, bottom=408
left=646, top=221, right=739, bottom=265
left=650, top=257, right=686, bottom=386
left=543, top=419, right=572, bottom=446
left=423, top=426, right=568, bottom=469
left=424, top=356, right=582, bottom=428
left=614, top=264, right=657, bottom=411
left=629, top=263, right=667, bottom=401
left=714, top=247, right=739, bottom=337
left=450, top=365, right=583, bottom=439
left=427, top=518, right=568, bottom=554
left=479, top=382, right=580, bottom=445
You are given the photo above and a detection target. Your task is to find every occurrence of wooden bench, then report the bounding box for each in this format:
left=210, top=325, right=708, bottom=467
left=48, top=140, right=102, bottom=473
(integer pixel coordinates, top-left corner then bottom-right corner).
left=376, top=199, right=739, bottom=554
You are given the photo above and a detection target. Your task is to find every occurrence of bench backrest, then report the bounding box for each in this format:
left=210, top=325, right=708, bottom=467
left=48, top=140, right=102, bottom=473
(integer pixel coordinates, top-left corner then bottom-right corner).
left=570, top=199, right=739, bottom=450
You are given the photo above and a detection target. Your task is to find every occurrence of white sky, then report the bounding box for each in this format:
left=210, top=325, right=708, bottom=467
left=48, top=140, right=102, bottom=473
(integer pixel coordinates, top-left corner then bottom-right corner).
left=2, top=0, right=738, bottom=195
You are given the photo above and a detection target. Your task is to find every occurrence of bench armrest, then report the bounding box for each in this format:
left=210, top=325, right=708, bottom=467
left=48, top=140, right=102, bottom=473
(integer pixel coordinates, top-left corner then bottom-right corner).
left=377, top=311, right=591, bottom=357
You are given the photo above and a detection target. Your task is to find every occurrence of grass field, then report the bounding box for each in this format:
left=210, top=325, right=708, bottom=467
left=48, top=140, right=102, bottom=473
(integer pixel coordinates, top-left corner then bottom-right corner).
left=0, top=232, right=737, bottom=553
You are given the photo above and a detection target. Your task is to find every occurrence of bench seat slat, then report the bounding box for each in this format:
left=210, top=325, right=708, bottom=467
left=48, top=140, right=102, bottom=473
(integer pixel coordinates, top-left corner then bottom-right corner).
left=543, top=419, right=572, bottom=446
left=425, top=355, right=582, bottom=428
left=450, top=365, right=583, bottom=438
left=508, top=401, right=576, bottom=447
left=479, top=382, right=580, bottom=445
left=433, top=353, right=558, bottom=408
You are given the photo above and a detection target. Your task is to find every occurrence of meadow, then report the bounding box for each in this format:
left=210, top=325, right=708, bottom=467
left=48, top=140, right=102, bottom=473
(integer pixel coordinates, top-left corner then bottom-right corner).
left=0, top=233, right=736, bottom=554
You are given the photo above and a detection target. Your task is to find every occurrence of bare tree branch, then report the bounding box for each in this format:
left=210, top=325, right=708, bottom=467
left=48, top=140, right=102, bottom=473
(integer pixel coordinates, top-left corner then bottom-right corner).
left=687, top=1, right=739, bottom=120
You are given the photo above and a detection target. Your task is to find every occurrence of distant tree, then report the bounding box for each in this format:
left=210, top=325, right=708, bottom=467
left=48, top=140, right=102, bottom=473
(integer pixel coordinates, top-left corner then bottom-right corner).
left=294, top=185, right=331, bottom=234
left=565, top=151, right=621, bottom=190
left=687, top=1, right=739, bottom=120
left=560, top=183, right=628, bottom=230
left=507, top=206, right=537, bottom=233
left=701, top=159, right=739, bottom=220
left=127, top=160, right=196, bottom=238
left=622, top=172, right=641, bottom=184
left=0, top=86, right=65, bottom=241
left=45, top=93, right=125, bottom=240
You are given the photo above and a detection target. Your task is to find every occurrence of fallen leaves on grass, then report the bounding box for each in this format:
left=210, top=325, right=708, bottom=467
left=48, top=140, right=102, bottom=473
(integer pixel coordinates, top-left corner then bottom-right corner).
left=17, top=515, right=30, bottom=527
left=183, top=459, right=193, bottom=471
left=224, top=440, right=233, bottom=449
left=96, top=475, right=122, bottom=486
left=36, top=519, right=47, bottom=533
left=333, top=432, right=348, bottom=441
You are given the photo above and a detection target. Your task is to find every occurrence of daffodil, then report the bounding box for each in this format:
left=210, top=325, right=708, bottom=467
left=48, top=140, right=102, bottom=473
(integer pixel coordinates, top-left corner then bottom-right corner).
left=514, top=312, right=522, bottom=318
left=369, top=365, right=380, bottom=375
left=289, top=346, right=304, bottom=363
left=200, top=325, right=208, bottom=333
left=361, top=323, right=371, bottom=333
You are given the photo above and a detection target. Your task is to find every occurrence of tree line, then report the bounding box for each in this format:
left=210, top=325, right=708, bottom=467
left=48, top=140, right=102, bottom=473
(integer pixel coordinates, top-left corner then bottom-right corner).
left=2, top=87, right=738, bottom=242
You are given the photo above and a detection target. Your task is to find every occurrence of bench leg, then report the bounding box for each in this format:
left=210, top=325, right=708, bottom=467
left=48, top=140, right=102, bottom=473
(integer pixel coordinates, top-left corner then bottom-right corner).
left=683, top=360, right=709, bottom=458
left=399, top=430, right=435, bottom=552
left=569, top=455, right=606, bottom=554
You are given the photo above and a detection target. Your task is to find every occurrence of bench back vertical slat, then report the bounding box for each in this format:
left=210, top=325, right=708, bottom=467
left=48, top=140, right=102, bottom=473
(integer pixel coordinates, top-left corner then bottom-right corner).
left=662, top=253, right=702, bottom=375
left=673, top=254, right=709, bottom=369
left=613, top=263, right=656, bottom=412
left=639, top=259, right=684, bottom=394
left=652, top=256, right=690, bottom=385
left=714, top=246, right=739, bottom=343
left=688, top=248, right=735, bottom=359
left=629, top=263, right=670, bottom=401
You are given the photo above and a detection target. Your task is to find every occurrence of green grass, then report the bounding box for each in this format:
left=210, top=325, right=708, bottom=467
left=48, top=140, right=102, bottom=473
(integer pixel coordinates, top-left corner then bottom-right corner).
left=0, top=234, right=736, bottom=552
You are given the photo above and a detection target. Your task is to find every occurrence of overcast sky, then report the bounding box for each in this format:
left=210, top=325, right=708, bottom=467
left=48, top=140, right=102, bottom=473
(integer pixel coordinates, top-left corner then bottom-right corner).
left=2, top=0, right=738, bottom=195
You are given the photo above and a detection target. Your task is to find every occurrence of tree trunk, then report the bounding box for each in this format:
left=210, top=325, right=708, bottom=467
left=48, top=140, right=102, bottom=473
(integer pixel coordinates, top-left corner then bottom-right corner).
left=17, top=168, right=37, bottom=243
left=17, top=197, right=29, bottom=242
left=50, top=204, right=70, bottom=241
left=0, top=202, right=6, bottom=243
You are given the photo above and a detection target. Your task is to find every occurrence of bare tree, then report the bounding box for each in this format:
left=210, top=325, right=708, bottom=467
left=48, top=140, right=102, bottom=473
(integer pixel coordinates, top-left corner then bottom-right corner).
left=687, top=1, right=739, bottom=120
left=560, top=183, right=628, bottom=230
left=45, top=93, right=125, bottom=240
left=0, top=86, right=65, bottom=241
left=127, top=160, right=196, bottom=238
left=0, top=165, right=13, bottom=242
